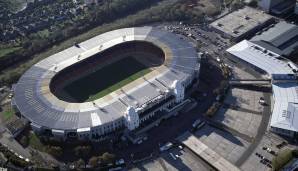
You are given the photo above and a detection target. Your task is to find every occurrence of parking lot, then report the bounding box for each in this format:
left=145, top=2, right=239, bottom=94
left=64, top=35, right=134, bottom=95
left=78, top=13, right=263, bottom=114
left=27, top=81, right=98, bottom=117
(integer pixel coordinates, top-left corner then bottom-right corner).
left=131, top=146, right=215, bottom=171
left=193, top=124, right=250, bottom=164
left=135, top=15, right=298, bottom=171
left=155, top=22, right=231, bottom=55
left=240, top=132, right=291, bottom=171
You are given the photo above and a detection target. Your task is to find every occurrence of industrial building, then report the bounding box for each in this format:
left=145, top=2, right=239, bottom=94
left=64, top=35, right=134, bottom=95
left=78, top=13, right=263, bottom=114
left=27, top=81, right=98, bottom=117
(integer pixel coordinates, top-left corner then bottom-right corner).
left=227, top=40, right=298, bottom=138
left=251, top=21, right=298, bottom=58
left=12, top=27, right=200, bottom=141
left=210, top=7, right=274, bottom=42
left=258, top=0, right=296, bottom=16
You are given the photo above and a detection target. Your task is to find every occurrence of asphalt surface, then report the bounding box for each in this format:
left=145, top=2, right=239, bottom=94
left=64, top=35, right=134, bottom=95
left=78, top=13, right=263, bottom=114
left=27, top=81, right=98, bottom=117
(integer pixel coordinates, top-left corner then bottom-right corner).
left=227, top=60, right=273, bottom=167
left=235, top=90, right=271, bottom=167
left=113, top=57, right=224, bottom=165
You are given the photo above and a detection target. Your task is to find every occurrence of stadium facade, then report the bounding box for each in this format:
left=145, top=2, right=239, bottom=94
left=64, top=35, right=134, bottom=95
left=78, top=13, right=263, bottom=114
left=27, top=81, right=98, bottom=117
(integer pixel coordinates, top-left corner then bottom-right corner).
left=12, top=27, right=200, bottom=141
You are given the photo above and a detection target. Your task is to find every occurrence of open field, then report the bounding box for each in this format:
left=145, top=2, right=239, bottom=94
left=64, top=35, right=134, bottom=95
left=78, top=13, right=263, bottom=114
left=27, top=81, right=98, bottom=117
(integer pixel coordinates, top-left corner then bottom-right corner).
left=0, top=47, right=21, bottom=58
left=0, top=0, right=28, bottom=12
left=63, top=56, right=152, bottom=102
left=0, top=105, right=15, bottom=121
left=28, top=132, right=45, bottom=151
left=2, top=110, right=14, bottom=120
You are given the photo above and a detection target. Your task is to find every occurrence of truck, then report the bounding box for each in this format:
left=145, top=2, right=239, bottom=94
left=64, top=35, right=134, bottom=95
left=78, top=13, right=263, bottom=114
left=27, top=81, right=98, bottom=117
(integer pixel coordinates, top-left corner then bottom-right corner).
left=192, top=119, right=202, bottom=128
left=115, top=159, right=125, bottom=166
left=192, top=119, right=205, bottom=131
left=160, top=142, right=173, bottom=152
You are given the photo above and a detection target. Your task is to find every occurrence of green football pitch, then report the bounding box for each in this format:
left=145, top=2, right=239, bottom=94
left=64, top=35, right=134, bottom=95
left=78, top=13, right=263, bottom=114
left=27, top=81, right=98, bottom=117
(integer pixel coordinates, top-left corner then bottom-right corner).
left=63, top=56, right=152, bottom=102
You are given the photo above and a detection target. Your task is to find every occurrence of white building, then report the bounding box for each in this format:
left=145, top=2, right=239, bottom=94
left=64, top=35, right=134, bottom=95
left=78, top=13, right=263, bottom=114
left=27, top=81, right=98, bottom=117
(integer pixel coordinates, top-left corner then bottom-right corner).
left=227, top=40, right=298, bottom=137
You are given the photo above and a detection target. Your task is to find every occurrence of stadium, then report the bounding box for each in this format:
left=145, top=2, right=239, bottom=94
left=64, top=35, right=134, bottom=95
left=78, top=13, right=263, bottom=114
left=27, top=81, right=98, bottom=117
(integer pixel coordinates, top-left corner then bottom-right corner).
left=12, top=27, right=200, bottom=141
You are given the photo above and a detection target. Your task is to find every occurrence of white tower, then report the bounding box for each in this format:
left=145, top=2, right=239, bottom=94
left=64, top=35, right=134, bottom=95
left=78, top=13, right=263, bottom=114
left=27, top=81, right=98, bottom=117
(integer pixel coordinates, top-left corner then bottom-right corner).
left=171, top=80, right=185, bottom=103
left=124, top=106, right=140, bottom=131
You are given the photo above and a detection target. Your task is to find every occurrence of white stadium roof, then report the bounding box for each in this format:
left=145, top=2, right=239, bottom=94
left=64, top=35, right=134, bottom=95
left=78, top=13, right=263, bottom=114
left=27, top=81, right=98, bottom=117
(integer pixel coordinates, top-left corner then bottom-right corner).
left=14, top=27, right=199, bottom=131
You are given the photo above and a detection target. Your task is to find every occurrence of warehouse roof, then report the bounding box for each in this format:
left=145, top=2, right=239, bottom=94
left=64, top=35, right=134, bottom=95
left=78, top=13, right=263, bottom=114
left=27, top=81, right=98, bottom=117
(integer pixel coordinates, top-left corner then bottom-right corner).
left=227, top=40, right=295, bottom=79
left=227, top=40, right=298, bottom=133
left=271, top=83, right=298, bottom=132
left=211, top=7, right=273, bottom=39
left=251, top=21, right=298, bottom=57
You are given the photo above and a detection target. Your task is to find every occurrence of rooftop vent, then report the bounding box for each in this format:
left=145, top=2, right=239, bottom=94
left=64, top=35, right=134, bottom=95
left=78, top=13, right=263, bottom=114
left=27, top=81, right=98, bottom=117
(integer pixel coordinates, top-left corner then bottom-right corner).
left=282, top=110, right=291, bottom=119
left=217, top=23, right=223, bottom=27
left=74, top=43, right=80, bottom=48
left=232, top=30, right=239, bottom=34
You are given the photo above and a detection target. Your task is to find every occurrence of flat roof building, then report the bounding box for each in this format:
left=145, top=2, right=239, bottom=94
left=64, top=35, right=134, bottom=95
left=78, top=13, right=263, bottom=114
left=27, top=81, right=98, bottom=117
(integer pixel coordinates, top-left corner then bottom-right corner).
left=251, top=21, right=298, bottom=58
left=210, top=7, right=274, bottom=42
left=227, top=40, right=298, bottom=138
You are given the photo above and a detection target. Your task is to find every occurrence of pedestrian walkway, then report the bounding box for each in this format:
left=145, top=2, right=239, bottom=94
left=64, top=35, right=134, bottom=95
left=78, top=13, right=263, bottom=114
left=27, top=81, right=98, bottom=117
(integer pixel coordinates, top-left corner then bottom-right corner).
left=0, top=131, right=31, bottom=159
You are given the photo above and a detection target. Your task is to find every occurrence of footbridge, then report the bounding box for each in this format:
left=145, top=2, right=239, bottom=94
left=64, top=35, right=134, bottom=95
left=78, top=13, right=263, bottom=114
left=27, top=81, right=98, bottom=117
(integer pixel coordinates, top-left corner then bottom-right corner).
left=229, top=79, right=271, bottom=86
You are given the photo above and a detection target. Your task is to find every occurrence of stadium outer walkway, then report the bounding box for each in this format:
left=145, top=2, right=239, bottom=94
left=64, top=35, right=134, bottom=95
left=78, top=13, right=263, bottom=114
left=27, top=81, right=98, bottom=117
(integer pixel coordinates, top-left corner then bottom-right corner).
left=177, top=132, right=241, bottom=171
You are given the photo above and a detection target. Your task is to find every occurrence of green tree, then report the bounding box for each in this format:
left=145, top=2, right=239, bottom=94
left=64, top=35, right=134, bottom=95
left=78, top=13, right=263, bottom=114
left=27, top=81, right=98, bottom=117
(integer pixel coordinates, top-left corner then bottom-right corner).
left=74, top=145, right=91, bottom=158
left=88, top=156, right=98, bottom=168
left=76, top=158, right=85, bottom=168
left=46, top=146, right=63, bottom=157
left=20, top=136, right=29, bottom=147
left=101, top=152, right=115, bottom=164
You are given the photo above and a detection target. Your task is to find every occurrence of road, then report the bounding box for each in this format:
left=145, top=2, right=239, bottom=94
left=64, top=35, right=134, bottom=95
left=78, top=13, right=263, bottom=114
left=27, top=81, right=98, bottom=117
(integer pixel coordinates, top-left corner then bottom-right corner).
left=114, top=57, right=224, bottom=164
left=224, top=57, right=273, bottom=167
left=0, top=131, right=31, bottom=159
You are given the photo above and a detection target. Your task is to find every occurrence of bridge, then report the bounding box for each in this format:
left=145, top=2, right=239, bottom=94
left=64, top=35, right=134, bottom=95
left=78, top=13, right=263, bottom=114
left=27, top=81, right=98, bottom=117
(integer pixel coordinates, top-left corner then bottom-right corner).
left=229, top=79, right=271, bottom=86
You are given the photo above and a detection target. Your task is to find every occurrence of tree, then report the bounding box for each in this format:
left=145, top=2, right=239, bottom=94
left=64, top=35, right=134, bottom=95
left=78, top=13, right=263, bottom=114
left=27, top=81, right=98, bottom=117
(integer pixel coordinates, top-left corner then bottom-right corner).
left=272, top=149, right=293, bottom=170
left=248, top=0, right=258, bottom=7
left=46, top=146, right=63, bottom=157
left=20, top=136, right=29, bottom=147
left=74, top=145, right=91, bottom=158
left=76, top=158, right=85, bottom=168
left=101, top=152, right=115, bottom=164
left=88, top=156, right=98, bottom=168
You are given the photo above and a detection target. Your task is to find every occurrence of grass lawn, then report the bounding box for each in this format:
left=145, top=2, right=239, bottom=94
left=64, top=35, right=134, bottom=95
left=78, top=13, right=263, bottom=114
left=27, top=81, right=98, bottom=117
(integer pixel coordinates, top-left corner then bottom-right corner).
left=87, top=68, right=151, bottom=101
left=63, top=56, right=152, bottom=102
left=2, top=109, right=14, bottom=120
left=0, top=47, right=21, bottom=58
left=272, top=148, right=293, bottom=170
left=28, top=132, right=45, bottom=151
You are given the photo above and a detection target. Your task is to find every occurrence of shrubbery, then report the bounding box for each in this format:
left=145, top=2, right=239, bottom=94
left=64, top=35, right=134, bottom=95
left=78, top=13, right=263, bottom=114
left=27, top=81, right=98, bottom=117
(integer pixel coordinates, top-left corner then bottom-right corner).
left=45, top=146, right=63, bottom=157
left=0, top=144, right=31, bottom=167
left=272, top=149, right=294, bottom=170
left=74, top=145, right=91, bottom=158
left=88, top=152, right=116, bottom=168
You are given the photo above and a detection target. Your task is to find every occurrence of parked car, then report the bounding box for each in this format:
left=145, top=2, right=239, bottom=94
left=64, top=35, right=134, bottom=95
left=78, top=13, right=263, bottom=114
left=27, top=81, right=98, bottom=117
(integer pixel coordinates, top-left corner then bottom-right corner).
left=160, top=142, right=173, bottom=152
left=191, top=119, right=205, bottom=132
left=169, top=153, right=176, bottom=160
left=259, top=97, right=265, bottom=105
left=115, top=159, right=125, bottom=166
